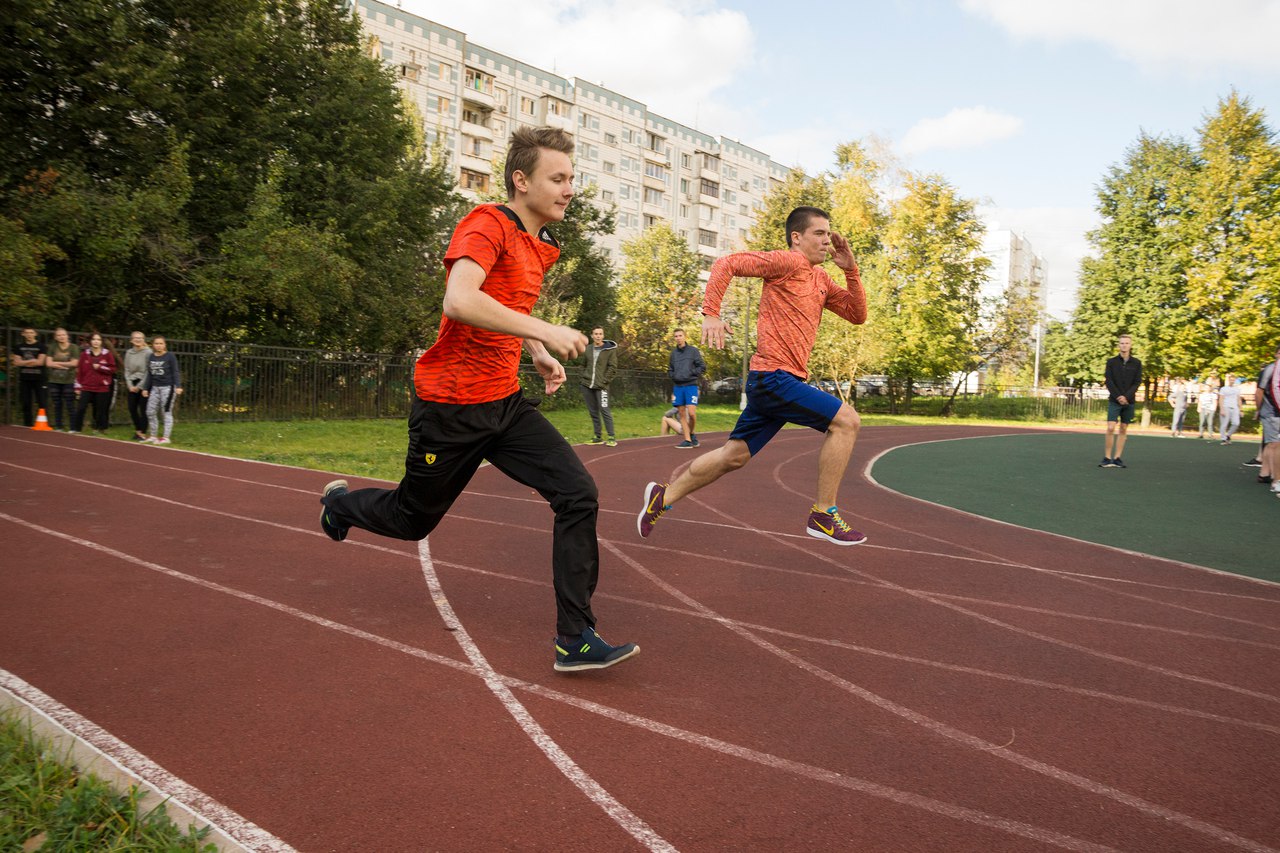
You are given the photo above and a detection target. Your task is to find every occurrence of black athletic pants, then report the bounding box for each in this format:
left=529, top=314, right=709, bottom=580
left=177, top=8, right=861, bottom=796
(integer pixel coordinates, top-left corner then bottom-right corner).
left=19, top=377, right=47, bottom=426
left=127, top=386, right=149, bottom=433
left=323, top=391, right=600, bottom=637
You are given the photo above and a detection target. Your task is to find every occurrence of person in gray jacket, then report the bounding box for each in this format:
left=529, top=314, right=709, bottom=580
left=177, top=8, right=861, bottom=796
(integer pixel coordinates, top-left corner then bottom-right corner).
left=580, top=327, right=618, bottom=446
left=669, top=328, right=706, bottom=448
left=122, top=331, right=153, bottom=441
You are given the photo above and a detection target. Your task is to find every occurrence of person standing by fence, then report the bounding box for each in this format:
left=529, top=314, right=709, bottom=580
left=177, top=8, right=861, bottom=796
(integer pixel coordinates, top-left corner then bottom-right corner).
left=122, top=331, right=153, bottom=441
left=141, top=336, right=182, bottom=445
left=72, top=333, right=115, bottom=434
left=580, top=326, right=618, bottom=446
left=12, top=327, right=47, bottom=427
left=1169, top=379, right=1189, bottom=437
left=44, top=328, right=78, bottom=431
left=1197, top=378, right=1218, bottom=440
left=1218, top=374, right=1242, bottom=445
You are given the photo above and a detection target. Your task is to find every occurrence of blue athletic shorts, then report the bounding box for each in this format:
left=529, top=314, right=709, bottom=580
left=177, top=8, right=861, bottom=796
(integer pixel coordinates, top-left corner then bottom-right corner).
left=729, top=370, right=843, bottom=456
left=1107, top=400, right=1135, bottom=424
left=673, top=384, right=699, bottom=407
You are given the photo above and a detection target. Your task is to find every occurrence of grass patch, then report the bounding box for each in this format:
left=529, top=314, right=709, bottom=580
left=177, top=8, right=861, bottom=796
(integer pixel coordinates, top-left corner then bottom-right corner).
left=0, top=710, right=215, bottom=852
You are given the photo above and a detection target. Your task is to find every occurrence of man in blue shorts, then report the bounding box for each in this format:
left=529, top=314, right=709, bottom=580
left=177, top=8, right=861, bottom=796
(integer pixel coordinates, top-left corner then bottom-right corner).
left=1101, top=334, right=1142, bottom=468
left=668, top=328, right=705, bottom=448
left=638, top=206, right=868, bottom=545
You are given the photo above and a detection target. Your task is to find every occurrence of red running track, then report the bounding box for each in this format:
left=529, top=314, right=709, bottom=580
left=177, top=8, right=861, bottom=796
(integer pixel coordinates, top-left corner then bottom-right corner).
left=1, top=424, right=1278, bottom=852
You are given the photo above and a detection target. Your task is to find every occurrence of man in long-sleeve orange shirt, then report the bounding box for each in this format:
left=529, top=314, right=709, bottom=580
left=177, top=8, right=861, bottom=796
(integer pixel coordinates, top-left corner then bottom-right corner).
left=637, top=206, right=870, bottom=545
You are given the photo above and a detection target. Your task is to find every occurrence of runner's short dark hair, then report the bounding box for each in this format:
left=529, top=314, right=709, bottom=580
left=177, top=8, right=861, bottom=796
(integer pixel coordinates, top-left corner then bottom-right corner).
left=505, top=127, right=575, bottom=199
left=785, top=206, right=831, bottom=247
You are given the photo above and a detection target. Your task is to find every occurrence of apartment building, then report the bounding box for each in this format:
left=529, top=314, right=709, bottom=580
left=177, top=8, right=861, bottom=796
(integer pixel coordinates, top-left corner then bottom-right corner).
left=982, top=229, right=1048, bottom=313
left=354, top=0, right=789, bottom=268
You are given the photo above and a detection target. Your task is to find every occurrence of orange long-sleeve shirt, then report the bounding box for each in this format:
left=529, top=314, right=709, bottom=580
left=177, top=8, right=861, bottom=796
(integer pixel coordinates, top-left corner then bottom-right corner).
left=701, top=249, right=867, bottom=380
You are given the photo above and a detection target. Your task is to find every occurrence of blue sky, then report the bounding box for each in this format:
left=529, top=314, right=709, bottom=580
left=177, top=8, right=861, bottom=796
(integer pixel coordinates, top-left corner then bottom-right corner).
left=401, top=0, right=1280, bottom=319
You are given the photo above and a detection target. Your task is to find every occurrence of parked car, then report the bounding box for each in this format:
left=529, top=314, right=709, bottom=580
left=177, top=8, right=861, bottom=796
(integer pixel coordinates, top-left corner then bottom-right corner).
left=711, top=376, right=742, bottom=395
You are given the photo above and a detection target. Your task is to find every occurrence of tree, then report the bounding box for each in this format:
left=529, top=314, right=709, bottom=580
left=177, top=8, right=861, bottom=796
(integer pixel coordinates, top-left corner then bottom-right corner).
left=1180, top=92, right=1280, bottom=375
left=616, top=225, right=703, bottom=371
left=879, top=174, right=989, bottom=408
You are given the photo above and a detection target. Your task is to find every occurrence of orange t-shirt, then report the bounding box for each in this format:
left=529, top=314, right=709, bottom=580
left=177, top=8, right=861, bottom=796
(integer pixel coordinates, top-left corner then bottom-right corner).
left=702, top=249, right=866, bottom=380
left=414, top=205, right=560, bottom=404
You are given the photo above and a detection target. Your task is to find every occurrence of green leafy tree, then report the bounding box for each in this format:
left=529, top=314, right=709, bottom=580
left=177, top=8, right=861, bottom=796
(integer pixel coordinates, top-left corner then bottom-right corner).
left=0, top=213, right=65, bottom=325
left=1180, top=92, right=1280, bottom=374
left=616, top=224, right=703, bottom=371
left=879, top=173, right=989, bottom=408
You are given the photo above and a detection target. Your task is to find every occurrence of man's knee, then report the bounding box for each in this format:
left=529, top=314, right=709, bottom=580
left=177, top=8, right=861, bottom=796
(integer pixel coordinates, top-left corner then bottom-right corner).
left=830, top=404, right=860, bottom=434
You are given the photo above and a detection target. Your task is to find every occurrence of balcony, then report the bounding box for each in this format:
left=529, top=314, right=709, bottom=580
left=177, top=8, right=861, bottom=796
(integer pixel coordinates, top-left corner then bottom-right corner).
left=462, top=80, right=495, bottom=110
left=460, top=119, right=493, bottom=142
left=459, top=151, right=492, bottom=174
left=541, top=110, right=573, bottom=132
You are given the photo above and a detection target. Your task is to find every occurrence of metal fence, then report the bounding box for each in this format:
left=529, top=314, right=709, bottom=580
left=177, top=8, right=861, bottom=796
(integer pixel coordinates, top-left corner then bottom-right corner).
left=2, top=327, right=673, bottom=425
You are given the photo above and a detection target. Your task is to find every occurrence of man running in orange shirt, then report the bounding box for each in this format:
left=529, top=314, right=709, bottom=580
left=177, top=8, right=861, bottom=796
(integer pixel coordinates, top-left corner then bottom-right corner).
left=319, top=127, right=638, bottom=672
left=637, top=206, right=869, bottom=546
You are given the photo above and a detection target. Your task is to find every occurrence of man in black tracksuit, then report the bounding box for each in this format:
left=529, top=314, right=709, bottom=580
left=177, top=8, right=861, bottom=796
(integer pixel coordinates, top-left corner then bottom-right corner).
left=1101, top=333, right=1142, bottom=468
left=580, top=327, right=618, bottom=446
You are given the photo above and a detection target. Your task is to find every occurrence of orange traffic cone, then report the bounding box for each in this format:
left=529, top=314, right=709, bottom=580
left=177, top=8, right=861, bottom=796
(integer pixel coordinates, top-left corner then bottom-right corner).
left=32, top=408, right=54, bottom=431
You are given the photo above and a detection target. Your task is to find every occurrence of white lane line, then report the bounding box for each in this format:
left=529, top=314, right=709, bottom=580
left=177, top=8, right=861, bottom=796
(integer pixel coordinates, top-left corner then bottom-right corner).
left=5, top=457, right=1276, bottom=704
left=601, top=540, right=1278, bottom=853
left=0, top=669, right=293, bottom=852
left=0, top=511, right=1116, bottom=852
left=415, top=540, right=674, bottom=852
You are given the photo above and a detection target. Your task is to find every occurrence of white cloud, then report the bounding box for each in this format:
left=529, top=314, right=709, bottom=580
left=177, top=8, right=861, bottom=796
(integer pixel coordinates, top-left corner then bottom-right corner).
left=960, top=0, right=1280, bottom=73
left=978, top=205, right=1100, bottom=320
left=901, top=107, right=1023, bottom=155
left=400, top=0, right=754, bottom=126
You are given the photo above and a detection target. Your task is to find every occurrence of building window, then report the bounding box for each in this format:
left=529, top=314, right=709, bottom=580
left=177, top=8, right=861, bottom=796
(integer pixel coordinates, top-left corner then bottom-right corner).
left=465, top=68, right=493, bottom=94
left=434, top=96, right=452, bottom=115
left=520, top=96, right=536, bottom=115
left=700, top=178, right=720, bottom=198
left=579, top=112, right=599, bottom=130
left=462, top=108, right=487, bottom=127
left=618, top=184, right=634, bottom=200
left=643, top=187, right=664, bottom=205
left=681, top=153, right=692, bottom=170
left=644, top=162, right=667, bottom=181
left=700, top=154, right=720, bottom=173
left=698, top=229, right=717, bottom=248
left=644, top=214, right=663, bottom=228
left=460, top=169, right=489, bottom=193
left=679, top=204, right=689, bottom=218
left=546, top=99, right=566, bottom=116
left=601, top=190, right=615, bottom=202
left=604, top=132, right=617, bottom=145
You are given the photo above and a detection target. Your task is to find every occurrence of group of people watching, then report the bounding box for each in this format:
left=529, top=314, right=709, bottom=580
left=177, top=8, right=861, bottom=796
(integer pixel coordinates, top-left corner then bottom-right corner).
left=9, top=326, right=183, bottom=443
left=1167, top=374, right=1248, bottom=443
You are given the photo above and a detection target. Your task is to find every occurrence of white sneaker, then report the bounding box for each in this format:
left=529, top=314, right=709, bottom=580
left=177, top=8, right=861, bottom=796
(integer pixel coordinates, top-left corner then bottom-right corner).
left=156, top=437, right=172, bottom=445
left=142, top=436, right=158, bottom=443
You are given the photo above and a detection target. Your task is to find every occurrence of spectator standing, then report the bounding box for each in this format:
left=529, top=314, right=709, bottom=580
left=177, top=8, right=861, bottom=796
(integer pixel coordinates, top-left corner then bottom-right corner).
left=1255, top=345, right=1280, bottom=498
left=668, top=328, right=706, bottom=448
left=141, top=336, right=182, bottom=444
left=1169, top=379, right=1189, bottom=437
left=1100, top=334, right=1142, bottom=468
left=72, top=333, right=116, bottom=434
left=44, top=328, right=79, bottom=431
left=1218, top=374, right=1242, bottom=445
left=122, top=331, right=153, bottom=441
left=580, top=326, right=618, bottom=446
left=12, top=327, right=47, bottom=427
left=1197, top=379, right=1219, bottom=439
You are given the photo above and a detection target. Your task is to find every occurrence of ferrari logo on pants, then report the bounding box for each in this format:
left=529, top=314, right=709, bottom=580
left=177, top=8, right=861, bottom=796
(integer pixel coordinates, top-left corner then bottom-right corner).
left=424, top=453, right=436, bottom=465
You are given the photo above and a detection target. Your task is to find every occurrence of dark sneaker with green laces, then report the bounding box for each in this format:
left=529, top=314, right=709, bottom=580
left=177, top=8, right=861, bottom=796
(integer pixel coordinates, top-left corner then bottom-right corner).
left=637, top=481, right=668, bottom=539
left=554, top=627, right=639, bottom=672
left=320, top=479, right=350, bottom=541
left=806, top=505, right=867, bottom=546
left=605, top=437, right=617, bottom=447
left=588, top=436, right=604, bottom=445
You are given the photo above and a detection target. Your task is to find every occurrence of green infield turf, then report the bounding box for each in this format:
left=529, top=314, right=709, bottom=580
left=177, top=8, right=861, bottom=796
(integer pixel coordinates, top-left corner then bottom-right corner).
left=870, top=430, right=1279, bottom=582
